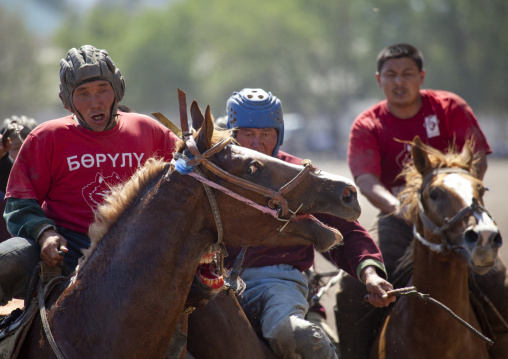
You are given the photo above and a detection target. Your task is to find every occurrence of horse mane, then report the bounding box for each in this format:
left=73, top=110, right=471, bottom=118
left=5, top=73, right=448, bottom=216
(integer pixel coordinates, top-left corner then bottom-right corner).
left=395, top=139, right=478, bottom=273
left=82, top=128, right=233, bottom=265
left=84, top=158, right=170, bottom=260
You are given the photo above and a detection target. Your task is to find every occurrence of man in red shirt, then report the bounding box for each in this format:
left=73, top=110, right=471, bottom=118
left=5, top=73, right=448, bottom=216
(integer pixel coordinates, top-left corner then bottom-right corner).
left=339, top=43, right=507, bottom=358
left=222, top=88, right=395, bottom=359
left=0, top=45, right=179, bottom=306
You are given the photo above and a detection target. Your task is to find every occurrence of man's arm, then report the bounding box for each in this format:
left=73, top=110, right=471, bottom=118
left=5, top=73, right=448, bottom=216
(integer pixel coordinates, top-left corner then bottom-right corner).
left=4, top=198, right=67, bottom=266
left=355, top=173, right=400, bottom=215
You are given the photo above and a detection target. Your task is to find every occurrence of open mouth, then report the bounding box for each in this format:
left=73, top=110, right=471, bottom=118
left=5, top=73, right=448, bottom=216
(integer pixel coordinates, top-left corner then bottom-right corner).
left=196, top=252, right=224, bottom=289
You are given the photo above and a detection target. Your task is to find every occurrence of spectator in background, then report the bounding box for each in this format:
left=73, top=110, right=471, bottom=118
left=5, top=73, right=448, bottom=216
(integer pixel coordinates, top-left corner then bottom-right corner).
left=0, top=116, right=38, bottom=242
left=0, top=115, right=38, bottom=194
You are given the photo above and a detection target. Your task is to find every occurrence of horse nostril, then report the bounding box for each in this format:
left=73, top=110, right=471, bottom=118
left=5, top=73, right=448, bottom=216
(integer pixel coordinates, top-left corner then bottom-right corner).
left=464, top=229, right=478, bottom=244
left=342, top=186, right=357, bottom=204
left=493, top=233, right=503, bottom=248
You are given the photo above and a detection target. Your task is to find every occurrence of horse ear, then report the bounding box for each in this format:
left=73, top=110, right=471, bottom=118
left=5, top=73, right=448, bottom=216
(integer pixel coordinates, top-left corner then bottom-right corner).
left=190, top=100, right=204, bottom=131
left=193, top=102, right=214, bottom=151
left=411, top=136, right=431, bottom=175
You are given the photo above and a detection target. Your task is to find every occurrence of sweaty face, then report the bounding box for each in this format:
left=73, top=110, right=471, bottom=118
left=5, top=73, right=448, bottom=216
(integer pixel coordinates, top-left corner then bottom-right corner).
left=72, top=80, right=116, bottom=132
left=376, top=57, right=425, bottom=119
left=235, top=127, right=278, bottom=156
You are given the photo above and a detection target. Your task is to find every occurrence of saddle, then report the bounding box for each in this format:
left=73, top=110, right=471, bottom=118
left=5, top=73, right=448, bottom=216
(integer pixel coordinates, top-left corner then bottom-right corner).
left=0, top=263, right=64, bottom=359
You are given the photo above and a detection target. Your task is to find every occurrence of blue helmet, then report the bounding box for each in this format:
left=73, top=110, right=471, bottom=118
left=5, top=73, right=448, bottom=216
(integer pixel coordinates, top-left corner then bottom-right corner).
left=226, top=88, right=284, bottom=156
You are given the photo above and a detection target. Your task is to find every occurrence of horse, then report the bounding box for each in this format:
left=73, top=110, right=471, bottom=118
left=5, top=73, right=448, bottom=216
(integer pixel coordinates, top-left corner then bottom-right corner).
left=370, top=136, right=502, bottom=359
left=12, top=99, right=361, bottom=359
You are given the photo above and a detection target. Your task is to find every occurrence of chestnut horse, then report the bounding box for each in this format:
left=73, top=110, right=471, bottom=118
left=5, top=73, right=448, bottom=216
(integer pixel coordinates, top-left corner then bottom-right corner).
left=371, top=137, right=502, bottom=359
left=13, top=100, right=360, bottom=358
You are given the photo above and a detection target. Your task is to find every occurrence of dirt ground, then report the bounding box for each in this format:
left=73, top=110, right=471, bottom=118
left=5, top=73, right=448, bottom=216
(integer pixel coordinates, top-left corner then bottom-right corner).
left=2, top=158, right=507, bottom=337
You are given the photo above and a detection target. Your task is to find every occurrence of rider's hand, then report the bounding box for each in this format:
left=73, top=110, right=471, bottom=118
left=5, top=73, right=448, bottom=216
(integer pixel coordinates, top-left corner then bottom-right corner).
left=362, top=266, right=396, bottom=308
left=39, top=229, right=68, bottom=267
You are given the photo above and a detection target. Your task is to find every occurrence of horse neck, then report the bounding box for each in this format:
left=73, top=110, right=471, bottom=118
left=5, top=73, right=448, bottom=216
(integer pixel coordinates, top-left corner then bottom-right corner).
left=47, top=174, right=215, bottom=358
left=412, top=233, right=471, bottom=315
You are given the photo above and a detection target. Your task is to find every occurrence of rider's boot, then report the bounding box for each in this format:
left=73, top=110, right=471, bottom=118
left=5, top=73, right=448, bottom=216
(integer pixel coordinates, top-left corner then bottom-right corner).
left=335, top=273, right=383, bottom=359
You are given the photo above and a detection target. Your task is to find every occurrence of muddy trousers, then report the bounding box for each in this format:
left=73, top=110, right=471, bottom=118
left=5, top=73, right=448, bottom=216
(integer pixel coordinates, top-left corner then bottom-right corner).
left=336, top=213, right=508, bottom=359
left=240, top=265, right=338, bottom=359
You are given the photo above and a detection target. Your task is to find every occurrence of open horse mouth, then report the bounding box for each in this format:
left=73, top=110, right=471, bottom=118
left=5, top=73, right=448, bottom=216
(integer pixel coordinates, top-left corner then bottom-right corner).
left=196, top=252, right=224, bottom=289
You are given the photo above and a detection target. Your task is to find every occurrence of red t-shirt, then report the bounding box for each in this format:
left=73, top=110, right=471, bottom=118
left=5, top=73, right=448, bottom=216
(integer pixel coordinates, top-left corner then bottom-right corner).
left=224, top=151, right=384, bottom=279
left=348, top=89, right=492, bottom=191
left=6, top=112, right=179, bottom=233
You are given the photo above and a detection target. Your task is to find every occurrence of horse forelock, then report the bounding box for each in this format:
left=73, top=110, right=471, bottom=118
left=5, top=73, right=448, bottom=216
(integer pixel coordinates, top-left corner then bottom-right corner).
left=398, top=141, right=476, bottom=224
left=84, top=158, right=169, bottom=261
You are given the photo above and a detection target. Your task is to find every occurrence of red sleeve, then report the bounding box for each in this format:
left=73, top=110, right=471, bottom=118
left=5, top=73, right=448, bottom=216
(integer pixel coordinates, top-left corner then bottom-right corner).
left=439, top=92, right=492, bottom=155
left=347, top=112, right=382, bottom=180
left=314, top=213, right=384, bottom=280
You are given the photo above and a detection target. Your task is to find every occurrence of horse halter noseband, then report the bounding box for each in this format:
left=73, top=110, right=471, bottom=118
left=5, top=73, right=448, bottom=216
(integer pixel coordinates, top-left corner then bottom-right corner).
left=413, top=167, right=491, bottom=253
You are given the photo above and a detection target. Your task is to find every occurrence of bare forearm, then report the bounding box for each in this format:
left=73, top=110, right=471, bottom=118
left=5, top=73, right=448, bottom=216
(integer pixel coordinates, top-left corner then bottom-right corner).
left=355, top=174, right=400, bottom=214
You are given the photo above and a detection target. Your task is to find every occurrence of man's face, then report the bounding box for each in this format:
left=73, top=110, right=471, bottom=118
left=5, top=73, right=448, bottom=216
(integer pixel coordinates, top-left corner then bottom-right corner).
left=72, top=80, right=116, bottom=132
left=235, top=127, right=278, bottom=156
left=9, top=136, right=22, bottom=160
left=376, top=57, right=425, bottom=117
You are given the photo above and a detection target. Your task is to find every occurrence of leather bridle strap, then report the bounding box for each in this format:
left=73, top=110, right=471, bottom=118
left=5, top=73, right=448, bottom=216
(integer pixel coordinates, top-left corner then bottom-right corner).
left=176, top=89, right=312, bottom=219
left=415, top=167, right=491, bottom=253
left=38, top=268, right=66, bottom=359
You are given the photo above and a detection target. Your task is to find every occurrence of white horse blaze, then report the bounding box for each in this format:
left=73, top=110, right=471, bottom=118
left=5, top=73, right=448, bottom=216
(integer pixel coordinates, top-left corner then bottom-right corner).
left=444, top=173, right=497, bottom=246
left=443, top=173, right=474, bottom=205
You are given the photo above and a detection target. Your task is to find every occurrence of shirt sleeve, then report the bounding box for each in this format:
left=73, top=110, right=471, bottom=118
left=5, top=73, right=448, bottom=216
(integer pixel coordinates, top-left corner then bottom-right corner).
left=4, top=198, right=55, bottom=240
left=316, top=213, right=387, bottom=281
left=347, top=115, right=382, bottom=180
left=442, top=94, right=492, bottom=155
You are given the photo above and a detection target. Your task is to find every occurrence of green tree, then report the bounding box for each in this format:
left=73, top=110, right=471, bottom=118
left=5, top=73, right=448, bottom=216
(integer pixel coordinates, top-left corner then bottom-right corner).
left=0, top=10, right=47, bottom=120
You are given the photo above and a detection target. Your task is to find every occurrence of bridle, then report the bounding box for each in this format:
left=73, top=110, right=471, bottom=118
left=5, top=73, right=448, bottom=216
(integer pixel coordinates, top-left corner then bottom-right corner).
left=171, top=89, right=313, bottom=271
left=36, top=92, right=314, bottom=359
left=413, top=167, right=492, bottom=253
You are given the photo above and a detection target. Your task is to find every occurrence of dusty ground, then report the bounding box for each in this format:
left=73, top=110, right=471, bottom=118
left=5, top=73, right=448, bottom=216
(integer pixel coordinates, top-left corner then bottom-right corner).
left=2, top=159, right=507, bottom=336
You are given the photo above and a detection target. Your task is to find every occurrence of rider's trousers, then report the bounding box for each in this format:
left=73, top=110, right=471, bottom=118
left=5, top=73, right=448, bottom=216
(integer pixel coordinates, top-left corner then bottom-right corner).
left=240, top=264, right=338, bottom=359
left=0, top=227, right=90, bottom=305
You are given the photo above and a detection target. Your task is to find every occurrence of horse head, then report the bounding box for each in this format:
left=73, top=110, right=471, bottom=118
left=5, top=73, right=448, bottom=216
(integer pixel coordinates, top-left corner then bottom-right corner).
left=404, top=136, right=502, bottom=274
left=178, top=100, right=361, bottom=253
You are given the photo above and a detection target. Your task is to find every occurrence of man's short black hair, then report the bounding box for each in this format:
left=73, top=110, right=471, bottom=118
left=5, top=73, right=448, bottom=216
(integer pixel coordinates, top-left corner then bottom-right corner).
left=376, top=43, right=424, bottom=73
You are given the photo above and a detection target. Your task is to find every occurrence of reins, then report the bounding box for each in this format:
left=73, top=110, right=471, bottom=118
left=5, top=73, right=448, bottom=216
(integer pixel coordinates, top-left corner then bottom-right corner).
left=387, top=286, right=494, bottom=346
left=171, top=89, right=312, bottom=273
left=405, top=166, right=498, bottom=347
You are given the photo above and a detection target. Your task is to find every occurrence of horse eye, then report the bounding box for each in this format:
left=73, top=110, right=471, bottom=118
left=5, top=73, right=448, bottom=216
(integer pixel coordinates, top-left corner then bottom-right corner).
left=428, top=189, right=440, bottom=201
left=247, top=164, right=258, bottom=175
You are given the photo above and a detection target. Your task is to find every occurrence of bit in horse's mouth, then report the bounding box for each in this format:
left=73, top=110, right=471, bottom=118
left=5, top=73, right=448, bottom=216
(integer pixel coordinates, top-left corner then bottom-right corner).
left=196, top=252, right=224, bottom=289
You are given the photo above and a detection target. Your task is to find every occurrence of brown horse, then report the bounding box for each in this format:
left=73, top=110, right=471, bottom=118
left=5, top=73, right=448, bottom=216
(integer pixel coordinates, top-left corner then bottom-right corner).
left=14, top=100, right=360, bottom=358
left=371, top=137, right=502, bottom=359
